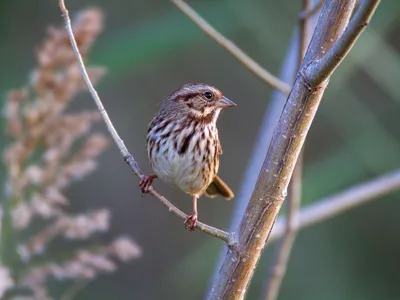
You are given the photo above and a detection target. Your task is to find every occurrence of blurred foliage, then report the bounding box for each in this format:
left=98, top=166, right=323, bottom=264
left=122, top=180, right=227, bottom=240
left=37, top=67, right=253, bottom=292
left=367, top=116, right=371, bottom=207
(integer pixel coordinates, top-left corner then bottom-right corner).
left=1, top=0, right=400, bottom=299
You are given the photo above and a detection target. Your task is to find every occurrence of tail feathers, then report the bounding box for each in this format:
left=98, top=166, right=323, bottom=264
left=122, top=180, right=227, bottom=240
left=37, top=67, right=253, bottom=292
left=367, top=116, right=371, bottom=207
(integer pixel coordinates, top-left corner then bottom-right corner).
left=205, top=175, right=234, bottom=200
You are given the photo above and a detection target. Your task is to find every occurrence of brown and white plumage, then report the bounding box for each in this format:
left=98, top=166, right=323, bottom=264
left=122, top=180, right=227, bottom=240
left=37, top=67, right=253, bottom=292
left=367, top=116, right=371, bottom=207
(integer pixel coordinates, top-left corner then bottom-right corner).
left=140, top=83, right=236, bottom=230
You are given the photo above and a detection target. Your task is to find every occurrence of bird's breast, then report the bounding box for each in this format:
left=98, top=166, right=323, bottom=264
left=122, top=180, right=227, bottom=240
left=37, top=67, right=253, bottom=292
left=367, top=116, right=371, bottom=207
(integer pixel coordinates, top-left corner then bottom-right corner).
left=147, top=119, right=220, bottom=196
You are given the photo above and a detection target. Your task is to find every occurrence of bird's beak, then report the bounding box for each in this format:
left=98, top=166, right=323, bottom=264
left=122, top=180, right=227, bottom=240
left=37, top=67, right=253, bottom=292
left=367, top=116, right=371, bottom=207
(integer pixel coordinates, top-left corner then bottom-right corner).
left=216, top=96, right=237, bottom=108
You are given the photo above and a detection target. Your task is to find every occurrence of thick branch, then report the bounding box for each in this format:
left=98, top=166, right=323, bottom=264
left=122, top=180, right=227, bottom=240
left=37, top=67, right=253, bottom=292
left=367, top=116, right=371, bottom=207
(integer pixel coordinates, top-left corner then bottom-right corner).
left=58, top=0, right=232, bottom=245
left=208, top=28, right=302, bottom=294
left=171, top=0, right=291, bottom=94
left=269, top=169, right=400, bottom=243
left=208, top=1, right=381, bottom=299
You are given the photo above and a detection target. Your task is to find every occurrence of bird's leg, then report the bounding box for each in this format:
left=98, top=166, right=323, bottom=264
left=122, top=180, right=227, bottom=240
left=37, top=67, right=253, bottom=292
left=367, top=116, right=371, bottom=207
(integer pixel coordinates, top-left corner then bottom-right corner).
left=139, top=174, right=157, bottom=193
left=184, top=196, right=198, bottom=231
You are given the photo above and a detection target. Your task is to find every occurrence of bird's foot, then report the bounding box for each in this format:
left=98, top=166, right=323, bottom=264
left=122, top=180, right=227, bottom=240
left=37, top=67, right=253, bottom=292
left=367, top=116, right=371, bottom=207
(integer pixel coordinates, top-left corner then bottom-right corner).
left=184, top=212, right=198, bottom=231
left=139, top=175, right=157, bottom=194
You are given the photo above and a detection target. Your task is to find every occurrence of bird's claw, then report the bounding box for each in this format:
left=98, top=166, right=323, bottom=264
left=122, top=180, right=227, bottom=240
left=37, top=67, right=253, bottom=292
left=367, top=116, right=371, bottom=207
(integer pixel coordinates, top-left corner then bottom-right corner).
left=139, top=175, right=156, bottom=194
left=184, top=212, right=198, bottom=231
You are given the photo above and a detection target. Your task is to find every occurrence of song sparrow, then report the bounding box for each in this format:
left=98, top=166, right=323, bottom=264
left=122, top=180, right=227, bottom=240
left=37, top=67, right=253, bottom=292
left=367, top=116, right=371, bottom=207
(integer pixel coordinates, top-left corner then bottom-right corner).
left=140, top=83, right=236, bottom=230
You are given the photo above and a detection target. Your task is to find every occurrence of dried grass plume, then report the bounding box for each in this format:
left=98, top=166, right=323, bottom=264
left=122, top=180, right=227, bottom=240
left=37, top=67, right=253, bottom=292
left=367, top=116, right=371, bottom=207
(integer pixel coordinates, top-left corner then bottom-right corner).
left=1, top=8, right=141, bottom=299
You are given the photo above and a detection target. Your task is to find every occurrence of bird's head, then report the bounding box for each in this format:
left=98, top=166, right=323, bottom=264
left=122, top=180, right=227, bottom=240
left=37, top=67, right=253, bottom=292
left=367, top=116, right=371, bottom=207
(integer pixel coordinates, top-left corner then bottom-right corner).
left=164, top=83, right=236, bottom=122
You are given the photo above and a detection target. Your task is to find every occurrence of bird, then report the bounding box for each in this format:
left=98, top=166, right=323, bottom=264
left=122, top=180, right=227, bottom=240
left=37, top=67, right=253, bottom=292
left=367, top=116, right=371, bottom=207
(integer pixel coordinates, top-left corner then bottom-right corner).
left=140, top=83, right=236, bottom=231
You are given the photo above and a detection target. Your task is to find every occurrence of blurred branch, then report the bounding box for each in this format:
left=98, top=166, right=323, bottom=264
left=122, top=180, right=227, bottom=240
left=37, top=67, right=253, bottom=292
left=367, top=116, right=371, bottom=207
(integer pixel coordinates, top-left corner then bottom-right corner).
left=298, top=0, right=312, bottom=66
left=171, top=0, right=291, bottom=94
left=264, top=1, right=313, bottom=298
left=58, top=0, right=233, bottom=245
left=264, top=156, right=302, bottom=300
left=300, top=0, right=324, bottom=20
left=209, top=0, right=381, bottom=298
left=269, top=169, right=400, bottom=243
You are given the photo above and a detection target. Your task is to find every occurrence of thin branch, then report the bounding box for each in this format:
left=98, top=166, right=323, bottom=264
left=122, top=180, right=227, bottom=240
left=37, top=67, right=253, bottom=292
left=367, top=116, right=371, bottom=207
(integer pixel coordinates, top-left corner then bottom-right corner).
left=264, top=1, right=312, bottom=298
left=298, top=0, right=312, bottom=67
left=264, top=156, right=303, bottom=300
left=171, top=0, right=291, bottom=94
left=208, top=0, right=382, bottom=298
left=269, top=169, right=400, bottom=243
left=305, top=0, right=381, bottom=84
left=58, top=0, right=233, bottom=245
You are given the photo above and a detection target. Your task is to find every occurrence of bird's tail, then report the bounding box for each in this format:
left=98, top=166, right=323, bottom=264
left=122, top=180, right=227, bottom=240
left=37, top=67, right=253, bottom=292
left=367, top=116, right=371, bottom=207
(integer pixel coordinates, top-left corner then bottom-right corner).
left=205, top=175, right=234, bottom=200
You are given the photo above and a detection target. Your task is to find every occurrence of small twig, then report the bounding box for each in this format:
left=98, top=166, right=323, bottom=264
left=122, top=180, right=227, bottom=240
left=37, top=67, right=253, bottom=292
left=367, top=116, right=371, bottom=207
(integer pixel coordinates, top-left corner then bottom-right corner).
left=171, top=0, right=291, bottom=94
left=269, top=169, right=400, bottom=243
left=58, top=0, right=232, bottom=245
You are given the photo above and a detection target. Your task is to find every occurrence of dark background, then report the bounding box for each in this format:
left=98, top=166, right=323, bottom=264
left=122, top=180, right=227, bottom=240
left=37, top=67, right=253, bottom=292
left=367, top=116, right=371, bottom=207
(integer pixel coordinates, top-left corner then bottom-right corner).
left=1, top=0, right=400, bottom=299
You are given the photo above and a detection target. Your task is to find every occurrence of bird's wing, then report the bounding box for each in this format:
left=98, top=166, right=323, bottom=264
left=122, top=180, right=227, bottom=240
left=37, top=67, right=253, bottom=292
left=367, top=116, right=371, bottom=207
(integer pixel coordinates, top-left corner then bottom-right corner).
left=217, top=138, right=223, bottom=155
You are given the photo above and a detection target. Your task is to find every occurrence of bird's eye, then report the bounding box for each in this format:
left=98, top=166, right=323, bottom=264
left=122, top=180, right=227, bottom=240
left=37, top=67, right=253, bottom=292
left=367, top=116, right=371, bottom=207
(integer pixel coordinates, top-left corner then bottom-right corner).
left=203, top=91, right=213, bottom=100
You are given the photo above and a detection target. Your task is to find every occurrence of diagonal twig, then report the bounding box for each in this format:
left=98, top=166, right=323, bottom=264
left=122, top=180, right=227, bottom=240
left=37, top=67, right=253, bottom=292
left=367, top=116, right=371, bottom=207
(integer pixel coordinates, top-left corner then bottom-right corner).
left=58, top=0, right=233, bottom=245
left=171, top=0, right=291, bottom=94
left=269, top=168, right=400, bottom=243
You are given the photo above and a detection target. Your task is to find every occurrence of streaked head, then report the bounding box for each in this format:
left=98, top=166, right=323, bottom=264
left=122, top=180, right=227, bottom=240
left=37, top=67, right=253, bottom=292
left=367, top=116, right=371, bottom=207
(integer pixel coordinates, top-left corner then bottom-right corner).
left=166, top=83, right=236, bottom=120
